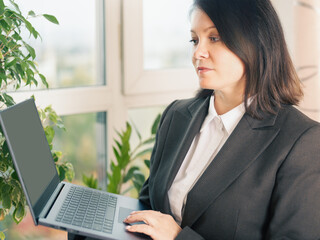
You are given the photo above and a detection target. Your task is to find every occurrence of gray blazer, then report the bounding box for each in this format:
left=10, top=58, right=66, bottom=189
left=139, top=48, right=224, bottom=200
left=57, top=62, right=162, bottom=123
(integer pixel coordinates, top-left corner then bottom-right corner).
left=139, top=95, right=320, bottom=240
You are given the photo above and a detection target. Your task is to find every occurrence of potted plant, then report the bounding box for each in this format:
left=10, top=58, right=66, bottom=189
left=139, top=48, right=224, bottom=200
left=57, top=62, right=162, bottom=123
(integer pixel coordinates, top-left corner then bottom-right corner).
left=0, top=0, right=73, bottom=238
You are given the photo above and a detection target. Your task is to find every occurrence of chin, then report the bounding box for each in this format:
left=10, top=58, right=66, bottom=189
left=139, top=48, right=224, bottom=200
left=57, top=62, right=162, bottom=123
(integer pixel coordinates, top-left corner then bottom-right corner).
left=199, top=79, right=215, bottom=90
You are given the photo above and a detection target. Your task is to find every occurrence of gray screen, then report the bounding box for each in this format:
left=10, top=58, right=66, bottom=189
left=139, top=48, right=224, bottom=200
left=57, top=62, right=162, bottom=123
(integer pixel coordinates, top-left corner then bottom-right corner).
left=0, top=100, right=57, bottom=207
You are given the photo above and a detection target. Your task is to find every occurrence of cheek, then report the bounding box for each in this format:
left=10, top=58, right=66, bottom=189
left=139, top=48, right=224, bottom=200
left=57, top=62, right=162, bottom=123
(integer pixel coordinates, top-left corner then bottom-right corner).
left=218, top=51, right=245, bottom=79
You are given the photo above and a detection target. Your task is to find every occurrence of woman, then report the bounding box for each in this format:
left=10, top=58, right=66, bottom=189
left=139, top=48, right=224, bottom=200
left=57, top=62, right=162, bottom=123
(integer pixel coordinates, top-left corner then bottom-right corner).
left=71, top=0, right=320, bottom=239
left=124, top=0, right=320, bottom=239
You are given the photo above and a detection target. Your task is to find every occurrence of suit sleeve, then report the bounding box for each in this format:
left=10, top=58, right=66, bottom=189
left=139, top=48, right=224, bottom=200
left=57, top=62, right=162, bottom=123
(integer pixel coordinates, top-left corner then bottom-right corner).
left=175, top=226, right=205, bottom=240
left=266, top=124, right=320, bottom=240
left=139, top=100, right=177, bottom=208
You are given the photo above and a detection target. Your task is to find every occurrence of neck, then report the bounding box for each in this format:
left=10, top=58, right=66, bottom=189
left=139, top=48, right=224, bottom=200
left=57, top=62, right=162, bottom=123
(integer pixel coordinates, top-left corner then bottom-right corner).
left=214, top=90, right=244, bottom=115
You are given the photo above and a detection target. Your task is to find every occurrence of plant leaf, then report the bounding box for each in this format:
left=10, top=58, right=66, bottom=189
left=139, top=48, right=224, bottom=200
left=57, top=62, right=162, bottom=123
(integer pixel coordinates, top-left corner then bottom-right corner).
left=130, top=120, right=142, bottom=141
left=82, top=174, right=98, bottom=189
left=2, top=194, right=11, bottom=209
left=9, top=0, right=21, bottom=13
left=151, top=114, right=161, bottom=135
left=58, top=165, right=66, bottom=181
left=132, top=147, right=153, bottom=160
left=123, top=166, right=139, bottom=183
left=4, top=56, right=16, bottom=68
left=12, top=202, right=25, bottom=223
left=64, top=162, right=74, bottom=182
left=44, top=126, right=55, bottom=144
left=24, top=43, right=36, bottom=59
left=141, top=137, right=155, bottom=145
left=39, top=73, right=48, bottom=88
left=28, top=10, right=36, bottom=17
left=0, top=231, right=5, bottom=240
left=3, top=93, right=15, bottom=106
left=144, top=159, right=150, bottom=169
left=43, top=14, right=59, bottom=25
left=0, top=0, right=5, bottom=15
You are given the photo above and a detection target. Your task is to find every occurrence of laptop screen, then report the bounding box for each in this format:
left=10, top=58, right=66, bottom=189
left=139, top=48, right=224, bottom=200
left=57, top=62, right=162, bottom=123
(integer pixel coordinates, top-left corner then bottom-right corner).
left=0, top=99, right=58, bottom=209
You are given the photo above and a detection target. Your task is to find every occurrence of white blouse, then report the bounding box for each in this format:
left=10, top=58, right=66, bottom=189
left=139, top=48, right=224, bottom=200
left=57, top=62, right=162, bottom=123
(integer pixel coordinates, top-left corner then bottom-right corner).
left=168, top=95, right=245, bottom=225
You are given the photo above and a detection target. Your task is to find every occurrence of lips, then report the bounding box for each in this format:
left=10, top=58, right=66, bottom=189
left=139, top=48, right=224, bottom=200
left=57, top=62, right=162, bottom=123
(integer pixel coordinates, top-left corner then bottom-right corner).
left=197, top=67, right=213, bottom=73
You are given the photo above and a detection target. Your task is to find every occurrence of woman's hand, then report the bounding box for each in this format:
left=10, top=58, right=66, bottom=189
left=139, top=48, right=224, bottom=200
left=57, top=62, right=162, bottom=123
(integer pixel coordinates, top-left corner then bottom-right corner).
left=123, top=210, right=182, bottom=240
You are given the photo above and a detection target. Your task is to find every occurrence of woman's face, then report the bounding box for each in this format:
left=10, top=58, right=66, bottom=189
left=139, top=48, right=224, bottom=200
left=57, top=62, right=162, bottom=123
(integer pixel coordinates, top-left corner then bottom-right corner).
left=191, top=8, right=246, bottom=96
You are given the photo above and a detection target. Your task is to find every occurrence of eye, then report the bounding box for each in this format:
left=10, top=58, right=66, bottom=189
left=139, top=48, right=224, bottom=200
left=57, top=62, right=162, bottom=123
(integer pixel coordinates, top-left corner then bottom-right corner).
left=189, top=39, right=198, bottom=46
left=209, top=36, right=220, bottom=43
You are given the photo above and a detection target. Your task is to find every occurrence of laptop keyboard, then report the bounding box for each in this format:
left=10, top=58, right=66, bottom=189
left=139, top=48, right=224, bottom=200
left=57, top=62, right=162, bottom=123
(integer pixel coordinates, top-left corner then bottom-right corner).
left=55, top=186, right=117, bottom=233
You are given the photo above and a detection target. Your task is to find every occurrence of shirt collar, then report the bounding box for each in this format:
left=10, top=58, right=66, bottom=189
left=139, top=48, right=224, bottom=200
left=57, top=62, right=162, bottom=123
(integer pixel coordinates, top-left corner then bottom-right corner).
left=200, top=94, right=246, bottom=135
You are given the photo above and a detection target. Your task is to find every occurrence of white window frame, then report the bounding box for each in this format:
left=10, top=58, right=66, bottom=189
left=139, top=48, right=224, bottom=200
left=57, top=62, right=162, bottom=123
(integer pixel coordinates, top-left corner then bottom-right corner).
left=9, top=0, right=200, bottom=187
left=122, top=0, right=198, bottom=97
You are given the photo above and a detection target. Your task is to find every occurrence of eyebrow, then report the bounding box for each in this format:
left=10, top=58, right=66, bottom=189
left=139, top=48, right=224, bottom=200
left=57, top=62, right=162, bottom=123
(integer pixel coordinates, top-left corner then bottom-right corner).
left=190, top=26, right=216, bottom=33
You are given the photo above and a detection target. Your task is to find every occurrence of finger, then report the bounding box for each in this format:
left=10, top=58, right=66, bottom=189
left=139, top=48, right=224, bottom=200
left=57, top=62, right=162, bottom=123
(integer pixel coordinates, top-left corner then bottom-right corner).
left=126, top=223, right=153, bottom=237
left=130, top=210, right=160, bottom=215
left=124, top=212, right=149, bottom=224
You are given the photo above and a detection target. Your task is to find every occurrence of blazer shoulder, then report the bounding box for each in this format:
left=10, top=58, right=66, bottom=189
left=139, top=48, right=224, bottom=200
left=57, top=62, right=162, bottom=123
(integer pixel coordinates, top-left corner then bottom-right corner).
left=167, top=97, right=205, bottom=112
left=280, top=105, right=320, bottom=129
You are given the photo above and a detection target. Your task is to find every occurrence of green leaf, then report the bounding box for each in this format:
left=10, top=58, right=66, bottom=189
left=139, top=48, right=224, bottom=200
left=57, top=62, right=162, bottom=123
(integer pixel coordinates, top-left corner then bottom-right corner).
left=0, top=231, right=5, bottom=240
left=114, top=140, right=122, bottom=153
left=0, top=0, right=4, bottom=15
left=144, top=159, right=150, bottom=169
left=9, top=0, right=21, bottom=13
left=2, top=194, right=11, bottom=209
left=112, top=147, right=121, bottom=163
left=24, top=43, right=36, bottom=59
left=82, top=174, right=98, bottom=189
left=151, top=114, right=161, bottom=135
left=44, top=126, right=55, bottom=144
left=133, top=171, right=145, bottom=184
left=123, top=166, right=139, bottom=183
left=58, top=165, right=66, bottom=181
left=12, top=32, right=22, bottom=41
left=132, top=147, right=153, bottom=160
left=64, top=163, right=74, bottom=182
left=28, top=11, right=36, bottom=17
left=43, top=14, right=59, bottom=25
left=132, top=171, right=145, bottom=193
left=0, top=19, right=10, bottom=32
left=4, top=56, right=16, bottom=68
left=39, top=73, right=48, bottom=88
left=12, top=203, right=25, bottom=224
left=3, top=93, right=15, bottom=106
left=0, top=35, right=7, bottom=46
left=141, top=137, right=156, bottom=145
left=131, top=120, right=142, bottom=141
left=0, top=68, right=6, bottom=80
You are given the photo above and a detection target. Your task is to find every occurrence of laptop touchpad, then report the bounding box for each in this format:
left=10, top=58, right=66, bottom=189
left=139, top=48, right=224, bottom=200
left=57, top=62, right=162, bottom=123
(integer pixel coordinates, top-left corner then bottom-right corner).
left=118, top=207, right=145, bottom=225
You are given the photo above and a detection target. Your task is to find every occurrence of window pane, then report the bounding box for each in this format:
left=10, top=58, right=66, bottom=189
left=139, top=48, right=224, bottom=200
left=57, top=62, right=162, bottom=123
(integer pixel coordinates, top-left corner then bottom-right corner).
left=2, top=212, right=66, bottom=240
left=15, top=0, right=104, bottom=89
left=54, top=112, right=107, bottom=186
left=1, top=112, right=107, bottom=239
left=143, top=0, right=194, bottom=70
left=128, top=106, right=165, bottom=150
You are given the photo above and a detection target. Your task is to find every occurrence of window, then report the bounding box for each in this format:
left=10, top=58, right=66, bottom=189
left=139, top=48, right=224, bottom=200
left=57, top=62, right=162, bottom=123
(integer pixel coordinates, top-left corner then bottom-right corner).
left=15, top=0, right=103, bottom=89
left=143, top=0, right=193, bottom=70
left=6, top=0, right=109, bottom=239
left=122, top=0, right=197, bottom=95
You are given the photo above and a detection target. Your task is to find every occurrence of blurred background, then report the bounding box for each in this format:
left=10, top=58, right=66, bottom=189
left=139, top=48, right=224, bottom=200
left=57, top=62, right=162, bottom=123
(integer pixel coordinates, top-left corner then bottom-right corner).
left=1, top=0, right=319, bottom=239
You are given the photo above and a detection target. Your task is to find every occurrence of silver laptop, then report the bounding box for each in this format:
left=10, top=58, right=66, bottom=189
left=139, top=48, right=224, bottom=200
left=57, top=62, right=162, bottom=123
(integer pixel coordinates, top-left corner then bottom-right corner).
left=0, top=98, right=150, bottom=240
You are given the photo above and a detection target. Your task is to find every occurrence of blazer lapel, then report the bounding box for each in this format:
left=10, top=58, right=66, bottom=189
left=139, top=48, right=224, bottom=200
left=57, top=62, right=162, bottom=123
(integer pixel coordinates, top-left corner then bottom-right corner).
left=153, top=96, right=210, bottom=213
left=181, top=109, right=281, bottom=227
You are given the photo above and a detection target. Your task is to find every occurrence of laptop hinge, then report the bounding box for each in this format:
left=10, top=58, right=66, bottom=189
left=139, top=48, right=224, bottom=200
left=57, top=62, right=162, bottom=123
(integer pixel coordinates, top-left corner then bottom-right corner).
left=39, top=182, right=65, bottom=219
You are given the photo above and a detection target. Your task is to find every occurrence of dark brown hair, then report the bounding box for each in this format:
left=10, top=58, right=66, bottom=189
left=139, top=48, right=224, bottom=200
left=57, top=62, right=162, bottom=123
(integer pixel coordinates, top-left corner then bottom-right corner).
left=193, top=0, right=303, bottom=118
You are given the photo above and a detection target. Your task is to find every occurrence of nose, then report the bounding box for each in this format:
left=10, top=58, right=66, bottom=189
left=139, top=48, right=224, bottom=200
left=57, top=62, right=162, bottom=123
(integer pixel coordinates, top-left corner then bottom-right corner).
left=193, top=42, right=209, bottom=59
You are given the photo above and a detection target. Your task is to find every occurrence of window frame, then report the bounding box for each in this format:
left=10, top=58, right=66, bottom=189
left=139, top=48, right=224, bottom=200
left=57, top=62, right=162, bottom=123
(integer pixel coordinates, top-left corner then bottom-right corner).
left=122, top=0, right=198, bottom=96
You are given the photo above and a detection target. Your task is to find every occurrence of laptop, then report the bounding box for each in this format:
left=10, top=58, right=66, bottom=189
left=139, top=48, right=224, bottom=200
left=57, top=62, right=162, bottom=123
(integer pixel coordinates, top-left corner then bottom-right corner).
left=0, top=98, right=150, bottom=240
